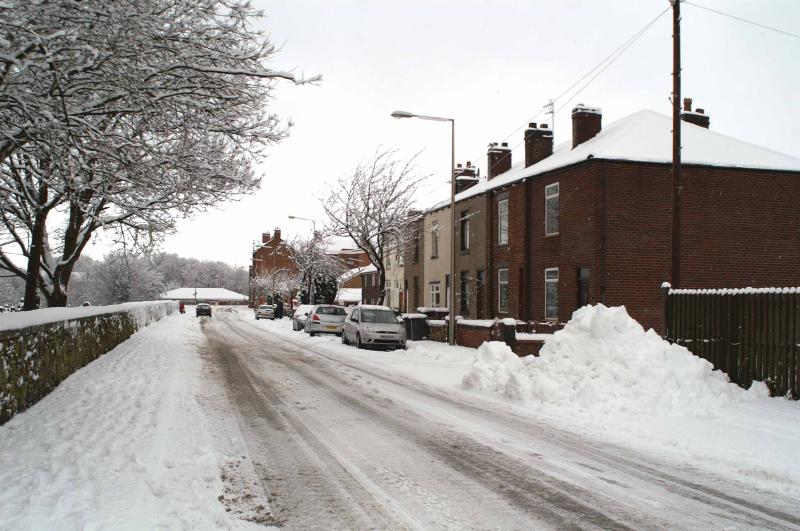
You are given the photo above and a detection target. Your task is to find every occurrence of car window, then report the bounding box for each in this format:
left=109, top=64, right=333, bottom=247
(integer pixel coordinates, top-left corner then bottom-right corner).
left=361, top=309, right=398, bottom=324
left=351, top=308, right=360, bottom=322
left=316, top=306, right=345, bottom=316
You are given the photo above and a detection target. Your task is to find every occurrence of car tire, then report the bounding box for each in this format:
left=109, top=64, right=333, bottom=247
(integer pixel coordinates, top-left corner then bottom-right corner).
left=255, top=316, right=259, bottom=320
left=356, top=333, right=363, bottom=349
left=309, top=331, right=316, bottom=337
left=292, top=321, right=297, bottom=331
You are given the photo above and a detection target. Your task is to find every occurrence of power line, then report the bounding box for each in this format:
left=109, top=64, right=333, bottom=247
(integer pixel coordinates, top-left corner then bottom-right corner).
left=467, top=5, right=670, bottom=168
left=685, top=1, right=800, bottom=41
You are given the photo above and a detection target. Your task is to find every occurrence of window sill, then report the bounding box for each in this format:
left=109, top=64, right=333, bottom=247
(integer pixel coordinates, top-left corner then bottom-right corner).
left=544, top=232, right=560, bottom=238
left=460, top=249, right=470, bottom=255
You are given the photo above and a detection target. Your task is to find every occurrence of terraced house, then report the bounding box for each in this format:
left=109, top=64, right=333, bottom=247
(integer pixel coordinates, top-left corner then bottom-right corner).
left=406, top=102, right=800, bottom=333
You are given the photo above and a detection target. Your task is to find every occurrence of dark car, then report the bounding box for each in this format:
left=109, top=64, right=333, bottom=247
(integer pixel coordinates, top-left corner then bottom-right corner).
left=196, top=303, right=212, bottom=317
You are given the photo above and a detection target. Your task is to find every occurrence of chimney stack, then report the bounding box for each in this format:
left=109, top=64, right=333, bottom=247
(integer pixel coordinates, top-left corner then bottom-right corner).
left=273, top=228, right=282, bottom=241
left=681, top=97, right=710, bottom=129
left=571, top=104, right=602, bottom=149
left=262, top=232, right=271, bottom=244
left=524, top=123, right=553, bottom=167
left=454, top=161, right=479, bottom=194
left=487, top=142, right=512, bottom=180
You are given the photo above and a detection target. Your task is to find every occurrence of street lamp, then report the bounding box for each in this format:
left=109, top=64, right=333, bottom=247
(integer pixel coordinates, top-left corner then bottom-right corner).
left=391, top=110, right=456, bottom=346
left=288, top=215, right=318, bottom=304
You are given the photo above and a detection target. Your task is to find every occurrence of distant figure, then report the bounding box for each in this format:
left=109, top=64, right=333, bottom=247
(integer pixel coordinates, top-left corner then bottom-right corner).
left=179, top=302, right=185, bottom=314
left=82, top=301, right=91, bottom=307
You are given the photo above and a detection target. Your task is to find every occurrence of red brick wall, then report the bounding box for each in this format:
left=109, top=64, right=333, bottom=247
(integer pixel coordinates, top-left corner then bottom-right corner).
left=527, top=163, right=603, bottom=324
left=604, top=161, right=800, bottom=333
left=484, top=159, right=800, bottom=335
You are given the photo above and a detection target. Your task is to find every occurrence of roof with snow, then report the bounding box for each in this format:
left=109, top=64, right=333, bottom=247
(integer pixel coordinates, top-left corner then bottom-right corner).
left=338, top=265, right=376, bottom=284
left=334, top=288, right=362, bottom=304
left=160, top=288, right=247, bottom=301
left=431, top=109, right=800, bottom=210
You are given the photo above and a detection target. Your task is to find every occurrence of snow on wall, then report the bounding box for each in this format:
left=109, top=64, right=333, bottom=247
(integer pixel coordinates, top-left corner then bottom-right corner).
left=0, top=301, right=175, bottom=424
left=669, top=287, right=800, bottom=295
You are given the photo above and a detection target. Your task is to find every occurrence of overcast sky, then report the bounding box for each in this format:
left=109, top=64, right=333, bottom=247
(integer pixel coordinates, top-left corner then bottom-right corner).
left=85, top=0, right=800, bottom=268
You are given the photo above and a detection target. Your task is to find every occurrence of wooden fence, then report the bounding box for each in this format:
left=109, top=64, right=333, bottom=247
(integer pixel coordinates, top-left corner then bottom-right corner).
left=663, top=288, right=800, bottom=399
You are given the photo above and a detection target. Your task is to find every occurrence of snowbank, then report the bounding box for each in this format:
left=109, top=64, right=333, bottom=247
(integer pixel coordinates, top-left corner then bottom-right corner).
left=463, top=304, right=759, bottom=418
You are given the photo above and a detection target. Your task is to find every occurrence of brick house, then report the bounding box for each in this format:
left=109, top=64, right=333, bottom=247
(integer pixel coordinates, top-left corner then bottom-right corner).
left=403, top=211, right=426, bottom=313
left=360, top=265, right=380, bottom=305
left=249, top=228, right=297, bottom=307
left=407, top=102, right=800, bottom=333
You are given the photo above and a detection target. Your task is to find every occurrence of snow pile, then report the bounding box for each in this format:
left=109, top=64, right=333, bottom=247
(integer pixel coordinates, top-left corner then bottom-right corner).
left=463, top=304, right=756, bottom=418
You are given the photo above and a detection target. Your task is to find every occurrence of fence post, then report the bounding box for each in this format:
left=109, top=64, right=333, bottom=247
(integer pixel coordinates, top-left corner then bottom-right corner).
left=661, top=282, right=672, bottom=341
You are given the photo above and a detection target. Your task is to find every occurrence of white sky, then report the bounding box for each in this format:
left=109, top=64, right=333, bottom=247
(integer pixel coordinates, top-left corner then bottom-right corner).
left=83, top=0, right=800, bottom=268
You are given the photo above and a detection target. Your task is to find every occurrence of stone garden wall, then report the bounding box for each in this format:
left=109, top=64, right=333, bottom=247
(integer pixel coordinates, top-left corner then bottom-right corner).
left=0, top=301, right=175, bottom=424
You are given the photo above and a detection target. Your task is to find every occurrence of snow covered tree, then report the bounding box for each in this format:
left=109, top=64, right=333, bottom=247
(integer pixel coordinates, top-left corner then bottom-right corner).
left=288, top=235, right=348, bottom=305
left=0, top=0, right=318, bottom=308
left=322, top=150, right=424, bottom=304
left=250, top=269, right=301, bottom=307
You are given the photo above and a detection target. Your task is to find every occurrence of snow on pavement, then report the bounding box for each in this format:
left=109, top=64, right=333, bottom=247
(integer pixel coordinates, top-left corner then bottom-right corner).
left=0, top=309, right=266, bottom=531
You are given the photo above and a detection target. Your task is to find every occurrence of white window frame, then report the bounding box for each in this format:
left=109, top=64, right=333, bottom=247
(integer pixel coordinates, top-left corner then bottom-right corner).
left=498, top=268, right=509, bottom=313
left=545, top=182, right=559, bottom=236
left=429, top=282, right=441, bottom=308
left=545, top=267, right=559, bottom=320
left=498, top=198, right=509, bottom=245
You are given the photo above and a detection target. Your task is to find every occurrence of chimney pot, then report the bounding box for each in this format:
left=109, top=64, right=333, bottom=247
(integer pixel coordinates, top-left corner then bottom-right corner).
left=524, top=118, right=554, bottom=168
left=457, top=163, right=462, bottom=168
left=487, top=142, right=512, bottom=180
left=571, top=104, right=602, bottom=149
left=696, top=108, right=705, bottom=114
left=683, top=97, right=693, bottom=112
left=466, top=161, right=472, bottom=168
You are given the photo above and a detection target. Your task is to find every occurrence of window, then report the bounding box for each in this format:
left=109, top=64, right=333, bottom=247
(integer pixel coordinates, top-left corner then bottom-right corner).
left=498, top=198, right=509, bottom=245
left=445, top=274, right=450, bottom=310
left=498, top=268, right=509, bottom=313
left=429, top=282, right=441, bottom=308
left=545, top=268, right=559, bottom=320
left=545, top=182, right=559, bottom=235
left=460, top=210, right=470, bottom=251
left=577, top=267, right=590, bottom=308
left=431, top=221, right=440, bottom=258
left=476, top=270, right=485, bottom=319
left=460, top=271, right=469, bottom=316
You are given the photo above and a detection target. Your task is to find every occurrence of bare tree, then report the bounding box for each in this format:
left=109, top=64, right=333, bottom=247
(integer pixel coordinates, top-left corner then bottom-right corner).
left=0, top=0, right=319, bottom=308
left=322, top=150, right=425, bottom=305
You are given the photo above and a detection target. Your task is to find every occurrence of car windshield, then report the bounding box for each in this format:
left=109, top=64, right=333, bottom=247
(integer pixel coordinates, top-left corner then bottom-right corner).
left=259, top=305, right=272, bottom=309
left=360, top=309, right=398, bottom=324
left=316, top=306, right=346, bottom=316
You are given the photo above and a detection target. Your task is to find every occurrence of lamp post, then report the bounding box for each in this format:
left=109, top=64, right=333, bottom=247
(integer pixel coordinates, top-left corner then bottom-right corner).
left=391, top=110, right=456, bottom=346
left=288, top=215, right=318, bottom=305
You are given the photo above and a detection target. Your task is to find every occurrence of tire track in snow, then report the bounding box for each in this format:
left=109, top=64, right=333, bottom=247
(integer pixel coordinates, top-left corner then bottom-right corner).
left=241, top=316, right=800, bottom=530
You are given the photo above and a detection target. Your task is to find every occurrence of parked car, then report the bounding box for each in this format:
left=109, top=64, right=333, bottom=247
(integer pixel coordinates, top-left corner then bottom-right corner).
left=196, top=303, right=212, bottom=317
left=292, top=304, right=315, bottom=331
left=342, top=305, right=406, bottom=350
left=254, top=304, right=275, bottom=320
left=305, top=305, right=347, bottom=336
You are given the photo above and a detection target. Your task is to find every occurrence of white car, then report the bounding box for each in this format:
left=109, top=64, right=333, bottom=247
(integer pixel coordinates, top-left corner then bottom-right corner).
left=342, top=305, right=406, bottom=350
left=254, top=304, right=275, bottom=320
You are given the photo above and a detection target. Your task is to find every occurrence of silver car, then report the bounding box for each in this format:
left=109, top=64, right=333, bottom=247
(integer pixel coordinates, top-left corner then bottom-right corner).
left=254, top=304, right=275, bottom=320
left=291, top=304, right=315, bottom=331
left=342, top=305, right=407, bottom=350
left=305, top=304, right=347, bottom=336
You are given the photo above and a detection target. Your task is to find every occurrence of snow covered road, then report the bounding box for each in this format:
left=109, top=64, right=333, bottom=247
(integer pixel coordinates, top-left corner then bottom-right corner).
left=203, top=309, right=800, bottom=530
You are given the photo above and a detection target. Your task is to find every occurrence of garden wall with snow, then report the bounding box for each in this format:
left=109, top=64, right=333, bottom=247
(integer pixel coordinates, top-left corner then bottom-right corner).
left=0, top=301, right=176, bottom=424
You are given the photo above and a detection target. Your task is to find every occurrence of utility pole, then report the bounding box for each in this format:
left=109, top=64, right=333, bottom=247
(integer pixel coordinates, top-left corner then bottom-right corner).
left=671, top=0, right=682, bottom=288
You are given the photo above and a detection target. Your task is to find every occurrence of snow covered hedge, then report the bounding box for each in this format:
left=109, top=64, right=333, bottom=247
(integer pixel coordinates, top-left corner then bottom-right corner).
left=0, top=301, right=176, bottom=424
